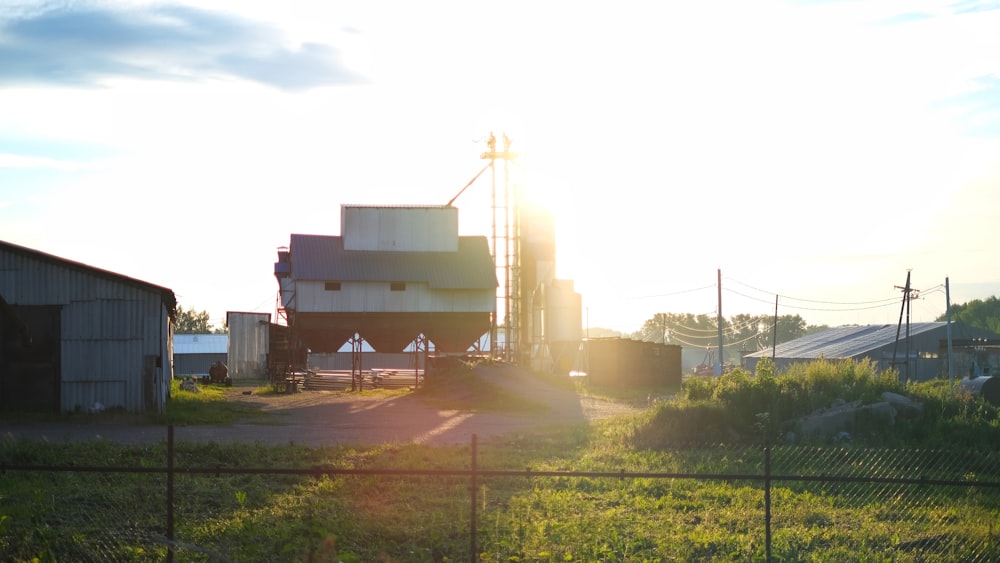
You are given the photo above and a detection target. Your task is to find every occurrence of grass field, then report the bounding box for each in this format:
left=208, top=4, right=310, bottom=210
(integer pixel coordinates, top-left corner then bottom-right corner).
left=1, top=360, right=998, bottom=561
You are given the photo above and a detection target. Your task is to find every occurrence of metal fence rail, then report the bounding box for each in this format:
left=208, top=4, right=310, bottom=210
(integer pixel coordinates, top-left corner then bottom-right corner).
left=1, top=428, right=998, bottom=562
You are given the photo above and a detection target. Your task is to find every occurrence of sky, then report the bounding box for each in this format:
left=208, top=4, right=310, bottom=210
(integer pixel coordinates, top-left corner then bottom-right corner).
left=1, top=0, right=999, bottom=335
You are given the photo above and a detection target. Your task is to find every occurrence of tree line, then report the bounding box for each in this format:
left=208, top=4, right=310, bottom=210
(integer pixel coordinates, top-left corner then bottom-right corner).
left=628, top=312, right=826, bottom=352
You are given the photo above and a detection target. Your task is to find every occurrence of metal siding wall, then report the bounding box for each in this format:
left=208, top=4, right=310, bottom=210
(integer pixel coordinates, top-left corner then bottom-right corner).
left=175, top=353, right=228, bottom=376
left=297, top=281, right=494, bottom=313
left=1, top=247, right=169, bottom=413
left=227, top=313, right=270, bottom=380
left=342, top=207, right=458, bottom=252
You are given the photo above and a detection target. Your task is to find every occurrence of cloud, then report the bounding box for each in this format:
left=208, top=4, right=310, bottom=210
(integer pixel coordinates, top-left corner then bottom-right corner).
left=951, top=0, right=1000, bottom=15
left=0, top=153, right=90, bottom=170
left=936, top=74, right=1000, bottom=137
left=0, top=3, right=366, bottom=90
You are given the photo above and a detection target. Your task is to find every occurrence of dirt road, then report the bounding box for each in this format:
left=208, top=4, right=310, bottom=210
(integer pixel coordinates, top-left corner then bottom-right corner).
left=0, top=367, right=642, bottom=448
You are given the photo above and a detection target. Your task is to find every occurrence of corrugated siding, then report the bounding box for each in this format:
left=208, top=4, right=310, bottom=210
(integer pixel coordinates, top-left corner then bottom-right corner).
left=289, top=234, right=497, bottom=289
left=1, top=243, right=172, bottom=413
left=174, top=334, right=228, bottom=354
left=227, top=312, right=269, bottom=380
left=745, top=323, right=947, bottom=361
left=342, top=206, right=459, bottom=252
left=295, top=281, right=495, bottom=313
left=175, top=353, right=227, bottom=376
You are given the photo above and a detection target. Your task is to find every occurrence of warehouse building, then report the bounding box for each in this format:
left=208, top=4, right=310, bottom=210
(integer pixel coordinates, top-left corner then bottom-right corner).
left=743, top=322, right=1000, bottom=382
left=0, top=240, right=175, bottom=413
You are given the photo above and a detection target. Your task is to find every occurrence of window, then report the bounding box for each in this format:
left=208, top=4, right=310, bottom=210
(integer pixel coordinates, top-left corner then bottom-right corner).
left=324, top=282, right=341, bottom=291
left=390, top=282, right=406, bottom=292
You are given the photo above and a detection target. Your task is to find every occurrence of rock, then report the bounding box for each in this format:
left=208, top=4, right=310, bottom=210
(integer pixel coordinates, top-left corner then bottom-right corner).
left=180, top=379, right=199, bottom=393
left=794, top=400, right=895, bottom=438
left=881, top=392, right=924, bottom=418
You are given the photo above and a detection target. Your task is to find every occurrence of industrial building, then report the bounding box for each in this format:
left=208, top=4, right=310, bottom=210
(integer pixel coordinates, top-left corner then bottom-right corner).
left=0, top=240, right=175, bottom=413
left=272, top=200, right=587, bottom=377
left=270, top=136, right=586, bottom=377
left=742, top=322, right=1000, bottom=382
left=173, top=334, right=227, bottom=378
left=274, top=205, right=498, bottom=365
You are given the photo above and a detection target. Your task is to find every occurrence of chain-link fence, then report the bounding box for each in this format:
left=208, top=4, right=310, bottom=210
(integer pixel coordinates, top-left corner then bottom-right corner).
left=2, top=433, right=998, bottom=561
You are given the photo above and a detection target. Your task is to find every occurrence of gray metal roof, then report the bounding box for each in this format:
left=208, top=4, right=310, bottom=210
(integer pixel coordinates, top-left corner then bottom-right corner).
left=288, top=234, right=497, bottom=289
left=0, top=239, right=177, bottom=314
left=174, top=334, right=228, bottom=355
left=746, top=323, right=948, bottom=360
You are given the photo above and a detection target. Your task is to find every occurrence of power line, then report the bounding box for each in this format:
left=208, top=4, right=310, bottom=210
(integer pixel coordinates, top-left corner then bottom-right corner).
left=724, top=276, right=903, bottom=306
left=724, top=287, right=902, bottom=313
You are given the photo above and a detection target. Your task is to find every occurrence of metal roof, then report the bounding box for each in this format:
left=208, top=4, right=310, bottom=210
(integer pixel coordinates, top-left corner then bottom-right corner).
left=0, top=239, right=177, bottom=315
left=174, top=334, right=228, bottom=355
left=288, top=234, right=497, bottom=289
left=746, top=322, right=953, bottom=360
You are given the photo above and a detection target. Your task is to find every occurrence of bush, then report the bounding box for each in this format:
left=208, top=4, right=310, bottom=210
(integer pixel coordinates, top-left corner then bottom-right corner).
left=642, top=358, right=1000, bottom=449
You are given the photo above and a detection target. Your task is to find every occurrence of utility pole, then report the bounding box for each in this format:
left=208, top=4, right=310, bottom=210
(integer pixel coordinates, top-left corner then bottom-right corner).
left=891, top=271, right=919, bottom=381
left=772, top=295, right=778, bottom=361
left=946, top=277, right=954, bottom=390
left=716, top=269, right=724, bottom=376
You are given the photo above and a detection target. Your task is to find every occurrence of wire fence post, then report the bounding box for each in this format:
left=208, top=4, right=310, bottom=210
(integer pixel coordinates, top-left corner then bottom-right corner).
left=764, top=445, right=772, bottom=563
left=470, top=433, right=478, bottom=563
left=167, top=424, right=175, bottom=563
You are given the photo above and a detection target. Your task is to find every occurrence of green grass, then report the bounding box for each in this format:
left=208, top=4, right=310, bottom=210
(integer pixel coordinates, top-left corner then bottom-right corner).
left=1, top=360, right=999, bottom=561
left=1, top=417, right=997, bottom=561
left=153, top=379, right=273, bottom=426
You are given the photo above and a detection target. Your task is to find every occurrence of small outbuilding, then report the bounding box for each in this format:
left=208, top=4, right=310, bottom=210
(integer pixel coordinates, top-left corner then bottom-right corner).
left=173, top=334, right=228, bottom=378
left=0, top=240, right=176, bottom=413
left=582, top=338, right=682, bottom=388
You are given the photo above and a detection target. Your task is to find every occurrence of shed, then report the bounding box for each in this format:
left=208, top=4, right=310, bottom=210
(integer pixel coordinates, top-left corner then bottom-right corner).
left=0, top=239, right=175, bottom=413
left=227, top=311, right=270, bottom=380
left=173, top=334, right=228, bottom=378
left=743, top=322, right=1000, bottom=382
left=583, top=338, right=682, bottom=388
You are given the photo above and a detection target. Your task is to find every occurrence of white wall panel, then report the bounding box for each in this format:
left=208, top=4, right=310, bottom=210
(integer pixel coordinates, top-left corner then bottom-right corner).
left=342, top=206, right=459, bottom=252
left=294, top=281, right=494, bottom=313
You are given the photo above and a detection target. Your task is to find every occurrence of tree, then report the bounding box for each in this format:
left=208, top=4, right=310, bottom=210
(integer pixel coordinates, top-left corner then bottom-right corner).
left=584, top=327, right=624, bottom=339
left=634, top=312, right=811, bottom=352
left=174, top=305, right=220, bottom=334
left=936, top=296, right=1000, bottom=334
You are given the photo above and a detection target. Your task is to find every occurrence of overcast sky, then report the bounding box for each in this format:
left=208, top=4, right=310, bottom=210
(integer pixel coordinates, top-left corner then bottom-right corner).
left=1, top=0, right=998, bottom=334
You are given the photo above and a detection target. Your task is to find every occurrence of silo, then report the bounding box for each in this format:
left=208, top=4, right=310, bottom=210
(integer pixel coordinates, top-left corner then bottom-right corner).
left=544, top=279, right=582, bottom=374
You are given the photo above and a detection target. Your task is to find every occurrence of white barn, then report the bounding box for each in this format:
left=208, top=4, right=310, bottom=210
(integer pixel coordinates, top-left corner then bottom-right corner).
left=0, top=240, right=176, bottom=413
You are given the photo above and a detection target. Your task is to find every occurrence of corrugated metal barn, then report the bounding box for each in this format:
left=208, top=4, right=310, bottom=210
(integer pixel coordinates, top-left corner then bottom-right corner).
left=743, top=322, right=1000, bottom=382
left=0, top=240, right=175, bottom=413
left=173, top=334, right=227, bottom=377
left=275, top=205, right=497, bottom=358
